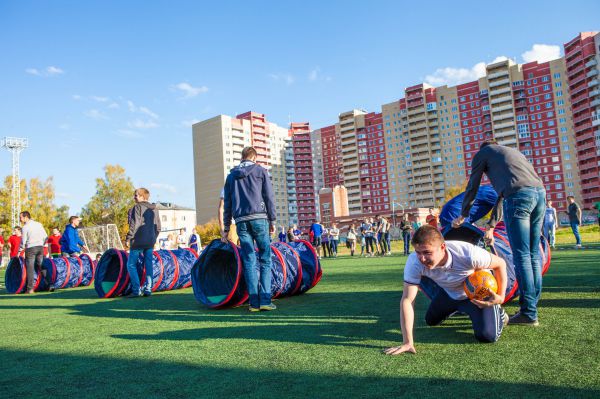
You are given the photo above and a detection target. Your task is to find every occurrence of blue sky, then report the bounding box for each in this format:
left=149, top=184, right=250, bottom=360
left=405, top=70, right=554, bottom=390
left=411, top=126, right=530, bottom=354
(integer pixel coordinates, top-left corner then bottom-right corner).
left=0, top=0, right=598, bottom=213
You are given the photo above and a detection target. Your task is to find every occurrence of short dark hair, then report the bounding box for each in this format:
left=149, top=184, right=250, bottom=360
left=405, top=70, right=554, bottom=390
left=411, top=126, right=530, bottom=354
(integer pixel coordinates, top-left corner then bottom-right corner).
left=567, top=195, right=575, bottom=200
left=20, top=211, right=31, bottom=219
left=242, top=147, right=257, bottom=160
left=480, top=139, right=498, bottom=149
left=69, top=216, right=80, bottom=224
left=411, top=225, right=444, bottom=246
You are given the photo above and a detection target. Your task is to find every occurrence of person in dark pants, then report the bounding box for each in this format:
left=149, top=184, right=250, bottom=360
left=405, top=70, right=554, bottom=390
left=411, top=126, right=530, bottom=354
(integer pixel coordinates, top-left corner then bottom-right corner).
left=400, top=214, right=412, bottom=255
left=452, top=140, right=545, bottom=326
left=566, top=196, right=582, bottom=248
left=125, top=188, right=161, bottom=298
left=222, top=146, right=277, bottom=312
left=19, top=211, right=52, bottom=293
left=384, top=226, right=508, bottom=355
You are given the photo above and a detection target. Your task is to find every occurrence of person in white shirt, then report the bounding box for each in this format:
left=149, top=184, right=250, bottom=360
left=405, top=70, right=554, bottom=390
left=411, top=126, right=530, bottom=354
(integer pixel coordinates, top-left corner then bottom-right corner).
left=19, top=211, right=52, bottom=293
left=385, top=225, right=508, bottom=355
left=176, top=228, right=187, bottom=249
left=329, top=223, right=340, bottom=257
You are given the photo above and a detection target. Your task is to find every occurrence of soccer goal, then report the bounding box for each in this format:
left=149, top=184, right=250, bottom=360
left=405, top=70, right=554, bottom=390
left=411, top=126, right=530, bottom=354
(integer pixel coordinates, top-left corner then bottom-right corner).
left=79, top=224, right=124, bottom=253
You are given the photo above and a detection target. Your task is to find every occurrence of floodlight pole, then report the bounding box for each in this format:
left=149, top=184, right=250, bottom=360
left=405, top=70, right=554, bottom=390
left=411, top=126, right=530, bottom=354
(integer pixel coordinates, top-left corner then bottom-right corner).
left=1, top=137, right=28, bottom=228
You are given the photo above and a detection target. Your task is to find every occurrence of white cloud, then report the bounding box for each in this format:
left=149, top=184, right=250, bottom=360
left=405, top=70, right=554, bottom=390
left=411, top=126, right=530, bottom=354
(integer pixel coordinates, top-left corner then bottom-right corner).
left=269, top=73, right=295, bottom=85
left=521, top=44, right=561, bottom=63
left=127, top=119, right=158, bottom=129
left=46, top=66, right=64, bottom=75
left=84, top=109, right=108, bottom=120
left=59, top=123, right=70, bottom=130
left=72, top=94, right=82, bottom=100
left=26, top=66, right=65, bottom=77
left=139, top=106, right=159, bottom=119
left=108, top=102, right=119, bottom=109
left=424, top=56, right=508, bottom=86
left=150, top=183, right=177, bottom=194
left=308, top=67, right=332, bottom=82
left=116, top=129, right=144, bottom=139
left=170, top=82, right=209, bottom=99
left=90, top=95, right=110, bottom=103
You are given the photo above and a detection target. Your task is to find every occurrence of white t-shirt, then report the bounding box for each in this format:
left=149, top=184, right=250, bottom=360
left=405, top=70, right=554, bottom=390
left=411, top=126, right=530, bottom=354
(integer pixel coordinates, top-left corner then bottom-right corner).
left=403, top=240, right=492, bottom=300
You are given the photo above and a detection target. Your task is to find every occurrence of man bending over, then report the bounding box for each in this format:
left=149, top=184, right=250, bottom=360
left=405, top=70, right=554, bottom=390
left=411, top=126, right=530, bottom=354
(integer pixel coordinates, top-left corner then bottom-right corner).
left=385, top=225, right=508, bottom=355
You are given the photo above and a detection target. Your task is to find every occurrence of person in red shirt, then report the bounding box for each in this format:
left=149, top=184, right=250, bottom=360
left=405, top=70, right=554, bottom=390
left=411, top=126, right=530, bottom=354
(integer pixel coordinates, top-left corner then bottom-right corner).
left=46, top=227, right=62, bottom=258
left=426, top=208, right=439, bottom=229
left=8, top=227, right=23, bottom=258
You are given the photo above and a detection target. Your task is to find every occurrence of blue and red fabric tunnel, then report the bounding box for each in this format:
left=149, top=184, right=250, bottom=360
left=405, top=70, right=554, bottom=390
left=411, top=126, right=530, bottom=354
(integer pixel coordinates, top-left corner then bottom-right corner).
left=94, top=248, right=198, bottom=298
left=191, top=239, right=322, bottom=308
left=4, top=254, right=95, bottom=294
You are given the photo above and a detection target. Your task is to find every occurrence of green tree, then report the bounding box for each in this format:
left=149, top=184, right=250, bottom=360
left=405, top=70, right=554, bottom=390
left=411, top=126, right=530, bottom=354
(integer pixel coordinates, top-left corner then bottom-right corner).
left=81, top=164, right=135, bottom=242
left=0, top=176, right=68, bottom=234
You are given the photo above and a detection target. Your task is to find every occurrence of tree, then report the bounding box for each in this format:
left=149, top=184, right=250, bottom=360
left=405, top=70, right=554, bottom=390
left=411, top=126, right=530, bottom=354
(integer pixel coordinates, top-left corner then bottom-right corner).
left=443, top=180, right=468, bottom=203
left=81, top=165, right=135, bottom=242
left=0, top=176, right=69, bottom=234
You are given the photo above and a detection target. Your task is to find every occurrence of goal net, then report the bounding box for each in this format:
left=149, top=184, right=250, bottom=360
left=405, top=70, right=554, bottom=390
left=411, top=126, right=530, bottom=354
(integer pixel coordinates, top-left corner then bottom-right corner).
left=79, top=224, right=123, bottom=254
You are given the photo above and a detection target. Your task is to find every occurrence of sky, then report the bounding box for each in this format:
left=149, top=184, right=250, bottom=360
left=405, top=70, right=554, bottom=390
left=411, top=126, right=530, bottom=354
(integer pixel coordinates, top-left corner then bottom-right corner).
left=0, top=0, right=598, bottom=213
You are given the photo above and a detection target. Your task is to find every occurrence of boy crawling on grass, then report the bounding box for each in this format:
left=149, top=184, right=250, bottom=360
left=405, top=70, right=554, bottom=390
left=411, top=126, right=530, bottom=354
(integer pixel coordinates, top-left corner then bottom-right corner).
left=384, top=225, right=508, bottom=355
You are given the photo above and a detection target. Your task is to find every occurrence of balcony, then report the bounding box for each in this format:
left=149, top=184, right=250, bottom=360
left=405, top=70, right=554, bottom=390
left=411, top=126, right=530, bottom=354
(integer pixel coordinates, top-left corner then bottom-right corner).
left=488, top=78, right=511, bottom=88
left=495, top=129, right=516, bottom=139
left=588, top=79, right=599, bottom=88
left=497, top=137, right=518, bottom=146
left=585, top=58, right=598, bottom=68
left=587, top=69, right=599, bottom=78
left=489, top=86, right=512, bottom=96
left=487, top=70, right=509, bottom=80
left=494, top=104, right=514, bottom=113
left=492, top=111, right=514, bottom=122
left=494, top=120, right=515, bottom=130
left=591, top=99, right=600, bottom=107
left=490, top=94, right=513, bottom=105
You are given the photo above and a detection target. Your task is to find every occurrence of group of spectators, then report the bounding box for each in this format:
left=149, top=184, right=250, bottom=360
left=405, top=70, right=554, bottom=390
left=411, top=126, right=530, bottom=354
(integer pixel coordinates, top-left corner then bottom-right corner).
left=157, top=228, right=202, bottom=252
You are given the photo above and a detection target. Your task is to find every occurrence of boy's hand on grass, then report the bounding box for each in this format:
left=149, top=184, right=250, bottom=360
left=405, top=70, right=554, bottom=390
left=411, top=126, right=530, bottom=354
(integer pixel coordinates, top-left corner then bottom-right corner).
left=383, top=343, right=416, bottom=355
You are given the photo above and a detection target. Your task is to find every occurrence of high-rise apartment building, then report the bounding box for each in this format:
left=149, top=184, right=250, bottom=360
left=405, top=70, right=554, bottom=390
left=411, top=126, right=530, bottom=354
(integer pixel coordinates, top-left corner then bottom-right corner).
left=291, top=122, right=317, bottom=230
left=564, top=32, right=600, bottom=207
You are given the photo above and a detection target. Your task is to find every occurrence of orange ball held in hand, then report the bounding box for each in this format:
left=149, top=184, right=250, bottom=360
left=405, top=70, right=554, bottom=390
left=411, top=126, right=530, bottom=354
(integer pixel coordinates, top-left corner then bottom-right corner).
left=463, top=270, right=498, bottom=300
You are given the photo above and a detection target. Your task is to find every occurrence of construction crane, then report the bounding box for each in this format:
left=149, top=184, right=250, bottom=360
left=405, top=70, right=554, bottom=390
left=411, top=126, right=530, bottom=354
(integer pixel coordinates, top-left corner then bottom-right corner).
left=1, top=137, right=28, bottom=228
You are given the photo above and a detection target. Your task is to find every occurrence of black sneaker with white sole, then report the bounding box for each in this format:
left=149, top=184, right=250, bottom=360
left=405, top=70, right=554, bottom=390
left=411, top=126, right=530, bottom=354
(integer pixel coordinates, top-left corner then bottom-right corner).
left=509, top=312, right=539, bottom=326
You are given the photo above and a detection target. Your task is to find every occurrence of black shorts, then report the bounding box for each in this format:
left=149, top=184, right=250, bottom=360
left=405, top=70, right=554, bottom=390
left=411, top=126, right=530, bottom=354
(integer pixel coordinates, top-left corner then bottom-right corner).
left=313, top=236, right=322, bottom=246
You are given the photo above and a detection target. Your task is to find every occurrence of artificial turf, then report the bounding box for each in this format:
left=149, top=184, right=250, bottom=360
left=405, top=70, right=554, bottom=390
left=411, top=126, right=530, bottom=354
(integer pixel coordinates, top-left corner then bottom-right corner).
left=0, top=243, right=598, bottom=399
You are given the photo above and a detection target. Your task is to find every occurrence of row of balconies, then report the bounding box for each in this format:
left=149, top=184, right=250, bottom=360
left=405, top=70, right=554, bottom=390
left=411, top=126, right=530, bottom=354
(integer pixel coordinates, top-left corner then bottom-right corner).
left=488, top=77, right=511, bottom=88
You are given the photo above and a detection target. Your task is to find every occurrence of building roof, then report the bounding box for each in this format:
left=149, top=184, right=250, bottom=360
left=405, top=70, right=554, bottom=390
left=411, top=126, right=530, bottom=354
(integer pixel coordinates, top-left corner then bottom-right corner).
left=155, top=202, right=195, bottom=211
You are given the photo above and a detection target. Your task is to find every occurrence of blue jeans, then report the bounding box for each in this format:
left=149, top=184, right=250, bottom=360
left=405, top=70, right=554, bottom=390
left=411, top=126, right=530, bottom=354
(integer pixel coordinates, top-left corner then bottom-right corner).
left=237, top=219, right=272, bottom=308
left=402, top=231, right=411, bottom=254
left=330, top=239, right=338, bottom=255
left=127, top=248, right=153, bottom=295
left=503, top=187, right=546, bottom=320
left=543, top=222, right=556, bottom=246
left=570, top=221, right=581, bottom=245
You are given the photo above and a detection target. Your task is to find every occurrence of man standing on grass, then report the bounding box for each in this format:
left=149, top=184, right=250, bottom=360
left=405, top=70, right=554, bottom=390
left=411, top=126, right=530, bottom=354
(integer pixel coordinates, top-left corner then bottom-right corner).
left=19, top=211, right=53, bottom=293
left=125, top=188, right=161, bottom=298
left=384, top=225, right=508, bottom=355
left=310, top=221, right=324, bottom=258
left=452, top=140, right=545, bottom=327
left=222, top=146, right=276, bottom=312
left=566, top=196, right=582, bottom=249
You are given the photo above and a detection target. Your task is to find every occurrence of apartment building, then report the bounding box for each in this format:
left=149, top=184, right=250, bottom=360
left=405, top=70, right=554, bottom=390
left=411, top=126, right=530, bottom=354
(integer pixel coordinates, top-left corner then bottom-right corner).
left=291, top=122, right=317, bottom=231
left=564, top=32, right=600, bottom=207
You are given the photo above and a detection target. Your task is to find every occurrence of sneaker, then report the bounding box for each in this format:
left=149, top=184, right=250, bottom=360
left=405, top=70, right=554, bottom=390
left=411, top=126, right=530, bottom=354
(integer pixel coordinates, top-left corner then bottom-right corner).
left=501, top=308, right=509, bottom=327
left=125, top=291, right=142, bottom=298
left=576, top=244, right=582, bottom=249
left=26, top=289, right=35, bottom=294
left=509, top=312, right=539, bottom=326
left=142, top=290, right=152, bottom=297
left=249, top=306, right=260, bottom=312
left=259, top=303, right=277, bottom=311
left=49, top=285, right=56, bottom=292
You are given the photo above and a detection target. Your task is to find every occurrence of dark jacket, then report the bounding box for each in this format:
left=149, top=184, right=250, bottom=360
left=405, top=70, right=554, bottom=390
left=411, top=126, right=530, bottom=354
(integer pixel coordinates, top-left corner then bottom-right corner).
left=59, top=224, right=85, bottom=254
left=462, top=144, right=543, bottom=227
left=126, top=201, right=161, bottom=249
left=223, top=161, right=276, bottom=231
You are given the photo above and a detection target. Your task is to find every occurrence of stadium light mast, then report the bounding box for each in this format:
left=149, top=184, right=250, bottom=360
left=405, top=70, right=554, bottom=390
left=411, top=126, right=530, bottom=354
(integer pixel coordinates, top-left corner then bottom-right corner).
left=1, top=137, right=28, bottom=228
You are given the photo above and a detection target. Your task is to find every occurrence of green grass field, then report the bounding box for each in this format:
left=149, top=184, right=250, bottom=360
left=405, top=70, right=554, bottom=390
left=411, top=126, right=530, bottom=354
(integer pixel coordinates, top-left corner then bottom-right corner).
left=1, top=243, right=599, bottom=398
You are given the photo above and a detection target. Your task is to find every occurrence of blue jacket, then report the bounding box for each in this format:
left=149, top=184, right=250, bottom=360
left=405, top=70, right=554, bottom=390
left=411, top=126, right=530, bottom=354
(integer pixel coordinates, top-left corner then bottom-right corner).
left=60, top=224, right=85, bottom=254
left=310, top=223, right=323, bottom=237
left=223, top=161, right=276, bottom=230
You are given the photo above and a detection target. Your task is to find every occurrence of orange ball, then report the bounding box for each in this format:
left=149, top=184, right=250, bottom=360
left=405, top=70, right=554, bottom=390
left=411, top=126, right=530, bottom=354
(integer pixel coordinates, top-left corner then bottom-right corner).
left=463, top=270, right=498, bottom=300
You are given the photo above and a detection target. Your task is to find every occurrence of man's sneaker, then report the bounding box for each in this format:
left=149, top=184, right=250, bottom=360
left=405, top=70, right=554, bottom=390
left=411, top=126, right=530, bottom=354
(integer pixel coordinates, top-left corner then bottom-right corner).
left=509, top=312, right=539, bottom=326
left=501, top=308, right=509, bottom=327
left=576, top=244, right=583, bottom=249
left=249, top=306, right=260, bottom=312
left=142, top=290, right=152, bottom=297
left=260, top=304, right=277, bottom=311
left=125, top=291, right=142, bottom=298
left=48, top=285, right=56, bottom=292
